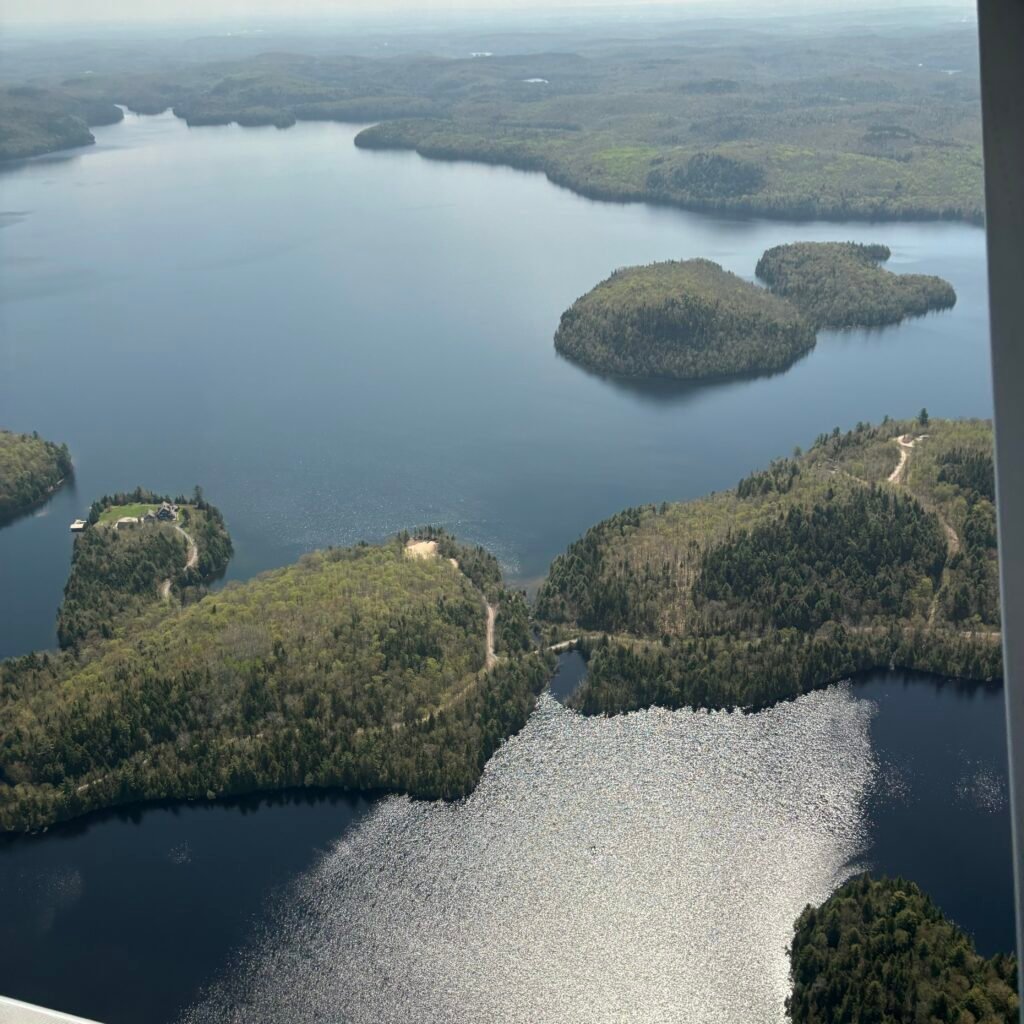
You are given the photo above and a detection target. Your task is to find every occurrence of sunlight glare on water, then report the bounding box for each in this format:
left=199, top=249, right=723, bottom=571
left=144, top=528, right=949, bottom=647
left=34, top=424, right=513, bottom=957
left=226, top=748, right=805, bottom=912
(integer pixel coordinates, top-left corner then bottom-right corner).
left=183, top=687, right=875, bottom=1024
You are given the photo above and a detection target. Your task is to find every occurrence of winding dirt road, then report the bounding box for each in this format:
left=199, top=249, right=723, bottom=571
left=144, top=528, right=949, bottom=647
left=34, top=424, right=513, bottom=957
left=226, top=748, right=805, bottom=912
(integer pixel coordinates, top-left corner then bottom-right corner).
left=484, top=602, right=497, bottom=669
left=159, top=525, right=198, bottom=601
left=406, top=538, right=498, bottom=668
left=888, top=433, right=927, bottom=484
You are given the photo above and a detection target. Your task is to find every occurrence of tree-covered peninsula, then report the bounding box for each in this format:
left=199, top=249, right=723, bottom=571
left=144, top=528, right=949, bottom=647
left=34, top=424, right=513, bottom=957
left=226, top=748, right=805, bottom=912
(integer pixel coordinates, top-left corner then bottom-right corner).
left=788, top=875, right=1019, bottom=1024
left=536, top=417, right=1001, bottom=714
left=0, top=534, right=552, bottom=832
left=0, top=86, right=122, bottom=161
left=1, top=18, right=984, bottom=221
left=553, top=259, right=815, bottom=381
left=0, top=430, right=73, bottom=525
left=756, top=242, right=957, bottom=329
left=56, top=487, right=233, bottom=650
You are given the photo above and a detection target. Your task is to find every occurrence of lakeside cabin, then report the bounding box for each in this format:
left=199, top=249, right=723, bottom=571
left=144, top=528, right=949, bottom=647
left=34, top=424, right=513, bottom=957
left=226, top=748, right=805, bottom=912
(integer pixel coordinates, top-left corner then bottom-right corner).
left=151, top=501, right=179, bottom=523
left=110, top=502, right=180, bottom=531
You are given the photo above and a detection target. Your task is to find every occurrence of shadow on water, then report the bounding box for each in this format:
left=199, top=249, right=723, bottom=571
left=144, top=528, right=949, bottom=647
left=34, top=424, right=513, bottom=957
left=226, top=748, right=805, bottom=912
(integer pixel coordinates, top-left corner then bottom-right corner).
left=553, top=345, right=816, bottom=406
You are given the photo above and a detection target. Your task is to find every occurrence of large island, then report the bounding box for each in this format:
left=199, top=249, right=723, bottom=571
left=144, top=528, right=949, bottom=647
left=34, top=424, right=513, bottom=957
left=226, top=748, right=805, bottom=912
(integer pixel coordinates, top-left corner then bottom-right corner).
left=537, top=416, right=1001, bottom=714
left=554, top=259, right=815, bottom=381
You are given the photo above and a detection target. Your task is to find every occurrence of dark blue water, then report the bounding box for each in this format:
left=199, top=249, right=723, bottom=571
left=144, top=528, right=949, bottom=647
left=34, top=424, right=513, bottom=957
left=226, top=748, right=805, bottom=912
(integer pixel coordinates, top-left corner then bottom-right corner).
left=549, top=648, right=588, bottom=702
left=0, top=111, right=992, bottom=658
left=855, top=672, right=1014, bottom=958
left=0, top=791, right=376, bottom=1023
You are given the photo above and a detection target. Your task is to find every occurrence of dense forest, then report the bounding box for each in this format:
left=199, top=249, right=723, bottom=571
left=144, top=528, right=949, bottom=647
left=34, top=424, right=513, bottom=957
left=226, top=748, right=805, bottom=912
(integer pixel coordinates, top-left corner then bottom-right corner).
left=57, top=487, right=233, bottom=650
left=788, top=875, right=1018, bottom=1024
left=553, top=260, right=815, bottom=381
left=0, top=18, right=984, bottom=222
left=694, top=488, right=947, bottom=632
left=0, top=429, right=72, bottom=525
left=755, top=242, right=957, bottom=329
left=569, top=626, right=1001, bottom=716
left=538, top=418, right=1002, bottom=714
left=0, top=538, right=553, bottom=832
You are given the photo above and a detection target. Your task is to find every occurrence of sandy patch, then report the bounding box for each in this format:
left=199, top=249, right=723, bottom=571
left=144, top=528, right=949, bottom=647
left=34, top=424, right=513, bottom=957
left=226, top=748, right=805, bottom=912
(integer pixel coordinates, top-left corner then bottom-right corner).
left=405, top=540, right=439, bottom=560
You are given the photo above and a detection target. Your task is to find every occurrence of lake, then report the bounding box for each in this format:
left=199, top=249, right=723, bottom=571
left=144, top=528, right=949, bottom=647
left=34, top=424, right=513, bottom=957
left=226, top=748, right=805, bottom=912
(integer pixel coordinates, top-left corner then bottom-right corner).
left=0, top=669, right=1011, bottom=1023
left=0, top=112, right=993, bottom=659
left=0, top=112, right=1011, bottom=1022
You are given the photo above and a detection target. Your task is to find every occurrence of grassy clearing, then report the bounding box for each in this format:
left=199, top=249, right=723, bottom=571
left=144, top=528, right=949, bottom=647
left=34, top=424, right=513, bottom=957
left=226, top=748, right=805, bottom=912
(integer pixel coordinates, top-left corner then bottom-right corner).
left=95, top=503, right=161, bottom=525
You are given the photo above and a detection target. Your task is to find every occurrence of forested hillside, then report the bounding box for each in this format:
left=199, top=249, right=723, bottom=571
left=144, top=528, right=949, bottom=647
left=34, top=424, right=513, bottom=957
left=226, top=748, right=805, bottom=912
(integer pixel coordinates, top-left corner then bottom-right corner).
left=756, top=242, right=957, bottom=328
left=788, top=875, right=1018, bottom=1024
left=553, top=259, right=814, bottom=381
left=0, top=86, right=122, bottom=160
left=0, top=430, right=72, bottom=525
left=57, top=488, right=233, bottom=650
left=537, top=418, right=1001, bottom=714
left=0, top=538, right=552, bottom=832
left=0, top=20, right=984, bottom=221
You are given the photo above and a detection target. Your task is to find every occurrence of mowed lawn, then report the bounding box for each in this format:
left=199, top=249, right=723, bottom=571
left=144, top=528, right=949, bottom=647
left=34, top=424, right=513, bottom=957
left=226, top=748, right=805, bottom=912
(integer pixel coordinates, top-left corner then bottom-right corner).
left=95, top=503, right=160, bottom=525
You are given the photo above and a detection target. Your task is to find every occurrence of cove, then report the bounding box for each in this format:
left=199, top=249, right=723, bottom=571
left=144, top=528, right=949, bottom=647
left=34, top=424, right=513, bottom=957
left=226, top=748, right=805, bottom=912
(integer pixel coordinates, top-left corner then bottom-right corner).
left=0, top=112, right=992, bottom=659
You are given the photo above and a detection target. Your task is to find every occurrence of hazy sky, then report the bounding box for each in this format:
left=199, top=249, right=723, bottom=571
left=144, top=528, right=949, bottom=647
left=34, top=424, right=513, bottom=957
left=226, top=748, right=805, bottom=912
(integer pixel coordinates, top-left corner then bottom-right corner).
left=3, top=0, right=692, bottom=23
left=1, top=0, right=970, bottom=25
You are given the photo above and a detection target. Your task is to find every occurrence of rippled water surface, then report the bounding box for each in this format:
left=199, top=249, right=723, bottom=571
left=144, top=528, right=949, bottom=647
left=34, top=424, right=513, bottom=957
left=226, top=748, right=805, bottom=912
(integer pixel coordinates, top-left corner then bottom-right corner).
left=182, top=690, right=875, bottom=1024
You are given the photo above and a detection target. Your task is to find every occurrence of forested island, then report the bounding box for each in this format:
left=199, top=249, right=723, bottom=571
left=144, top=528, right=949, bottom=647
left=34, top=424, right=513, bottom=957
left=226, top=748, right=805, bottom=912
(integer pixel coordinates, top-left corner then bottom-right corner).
left=0, top=18, right=984, bottom=222
left=0, top=429, right=72, bottom=526
left=554, top=259, right=815, bottom=381
left=537, top=416, right=1002, bottom=714
left=756, top=242, right=957, bottom=328
left=57, top=487, right=233, bottom=650
left=0, top=530, right=551, bottom=832
left=789, top=875, right=1019, bottom=1024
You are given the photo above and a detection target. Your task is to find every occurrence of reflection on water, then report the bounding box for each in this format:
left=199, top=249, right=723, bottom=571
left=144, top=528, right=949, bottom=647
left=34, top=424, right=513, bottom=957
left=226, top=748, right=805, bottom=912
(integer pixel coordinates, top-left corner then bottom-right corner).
left=553, top=347, right=813, bottom=405
left=183, top=689, right=875, bottom=1024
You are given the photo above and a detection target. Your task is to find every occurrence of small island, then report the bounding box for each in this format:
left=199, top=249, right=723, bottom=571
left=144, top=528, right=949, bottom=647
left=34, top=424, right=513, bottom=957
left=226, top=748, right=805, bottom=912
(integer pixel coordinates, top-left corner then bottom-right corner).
left=755, top=241, right=957, bottom=328
left=789, top=875, right=1019, bottom=1024
left=57, top=487, right=234, bottom=649
left=0, top=429, right=73, bottom=526
left=537, top=416, right=1001, bottom=714
left=553, top=259, right=816, bottom=381
left=0, top=528, right=550, bottom=832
